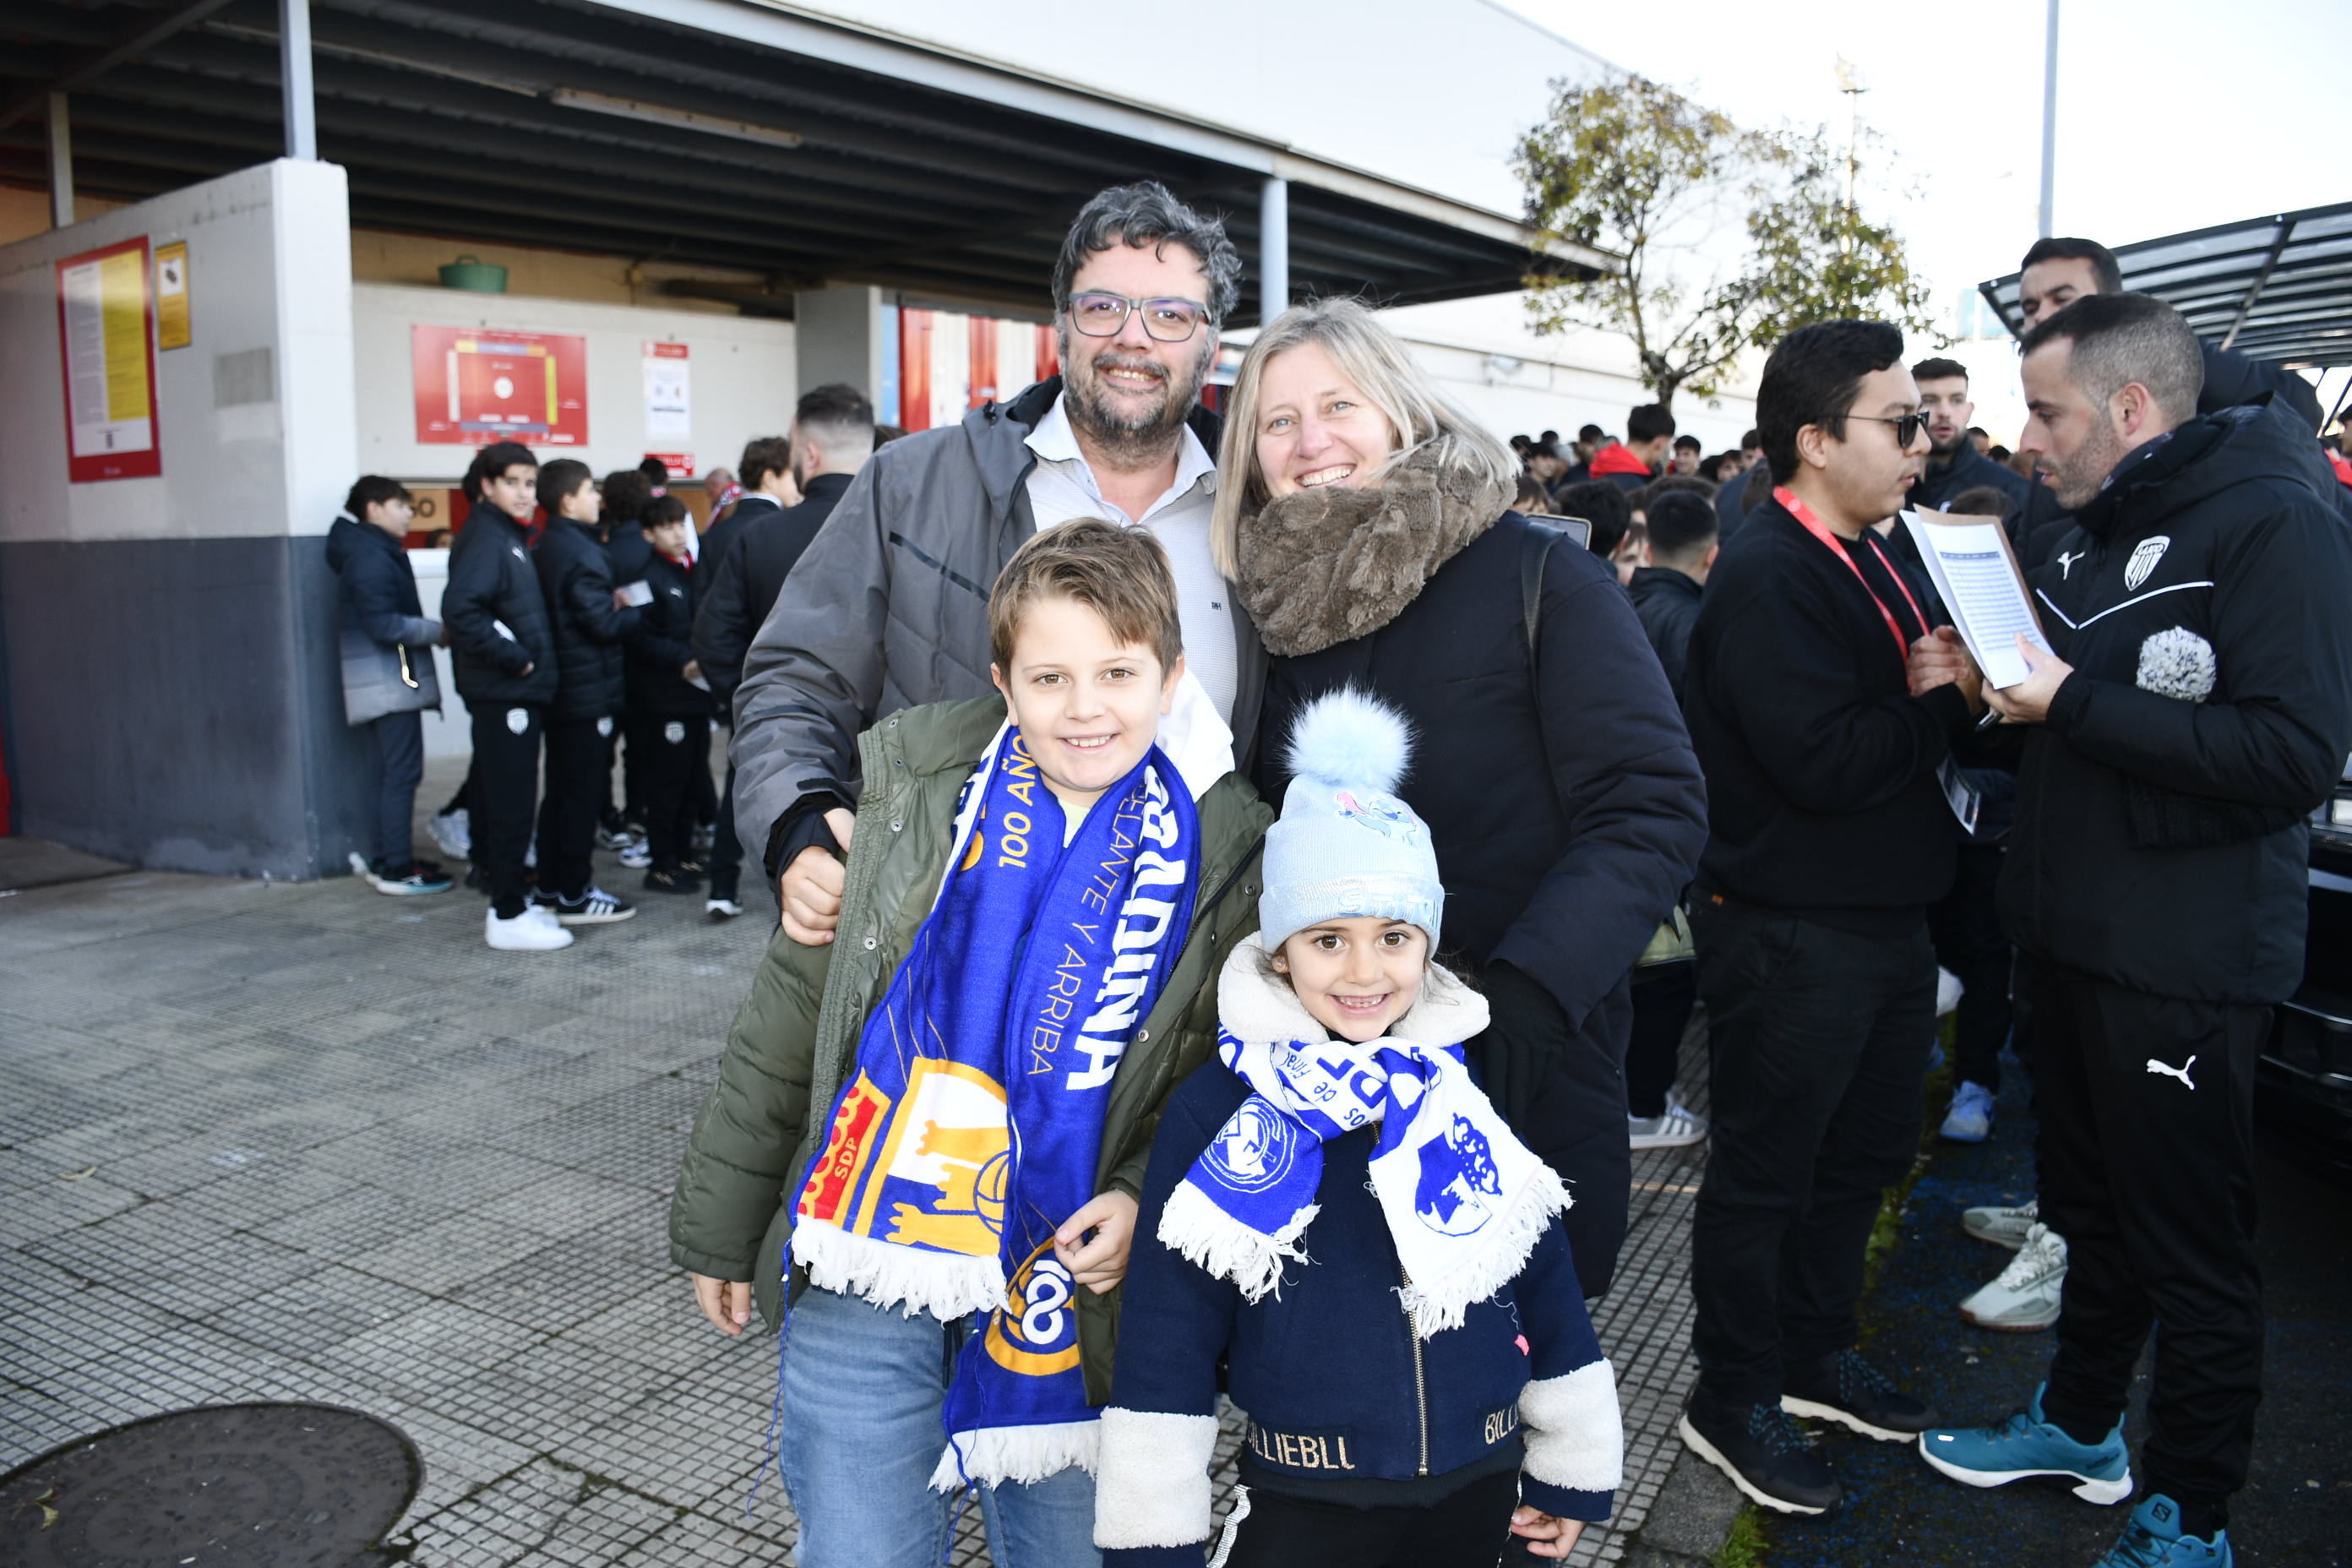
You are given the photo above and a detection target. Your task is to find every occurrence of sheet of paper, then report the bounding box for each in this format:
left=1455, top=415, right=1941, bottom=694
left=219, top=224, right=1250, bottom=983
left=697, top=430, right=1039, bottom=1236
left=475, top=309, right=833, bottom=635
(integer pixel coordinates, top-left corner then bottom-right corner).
left=1899, top=511, right=2051, bottom=689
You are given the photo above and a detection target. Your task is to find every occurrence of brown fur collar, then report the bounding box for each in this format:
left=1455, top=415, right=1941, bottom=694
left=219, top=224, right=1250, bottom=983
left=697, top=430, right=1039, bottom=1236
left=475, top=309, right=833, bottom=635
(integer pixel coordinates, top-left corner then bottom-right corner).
left=1234, top=451, right=1512, bottom=657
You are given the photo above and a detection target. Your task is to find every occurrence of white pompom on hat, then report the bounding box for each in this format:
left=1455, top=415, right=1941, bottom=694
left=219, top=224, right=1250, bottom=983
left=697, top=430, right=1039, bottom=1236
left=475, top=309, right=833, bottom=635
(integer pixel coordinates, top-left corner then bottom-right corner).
left=1257, top=689, right=1445, bottom=952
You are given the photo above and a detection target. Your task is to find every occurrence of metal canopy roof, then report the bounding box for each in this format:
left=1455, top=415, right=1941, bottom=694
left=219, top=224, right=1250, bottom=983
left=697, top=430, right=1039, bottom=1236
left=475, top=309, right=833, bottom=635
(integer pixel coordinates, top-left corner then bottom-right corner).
left=1, top=0, right=1603, bottom=324
left=1978, top=201, right=2352, bottom=369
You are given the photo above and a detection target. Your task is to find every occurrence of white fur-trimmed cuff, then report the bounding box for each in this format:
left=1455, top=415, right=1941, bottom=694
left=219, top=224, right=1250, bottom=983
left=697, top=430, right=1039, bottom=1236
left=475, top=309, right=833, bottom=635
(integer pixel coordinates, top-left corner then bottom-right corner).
left=1521, top=1360, right=1625, bottom=1494
left=1092, top=1407, right=1219, bottom=1549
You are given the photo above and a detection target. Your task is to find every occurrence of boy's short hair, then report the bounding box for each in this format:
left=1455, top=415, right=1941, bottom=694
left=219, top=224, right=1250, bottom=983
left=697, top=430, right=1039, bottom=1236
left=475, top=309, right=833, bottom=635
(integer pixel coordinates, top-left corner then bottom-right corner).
left=1646, top=489, right=1720, bottom=563
left=638, top=455, right=670, bottom=486
left=601, top=470, right=652, bottom=525
left=536, top=458, right=595, bottom=513
left=1627, top=404, right=1677, bottom=444
left=1911, top=357, right=1969, bottom=384
left=2021, top=236, right=2123, bottom=294
left=1551, top=479, right=1633, bottom=558
left=738, top=437, right=792, bottom=492
left=345, top=475, right=411, bottom=515
left=988, top=518, right=1183, bottom=678
left=1672, top=433, right=1702, bottom=453
left=1945, top=485, right=2015, bottom=519
left=1513, top=472, right=1549, bottom=509
left=644, top=493, right=690, bottom=529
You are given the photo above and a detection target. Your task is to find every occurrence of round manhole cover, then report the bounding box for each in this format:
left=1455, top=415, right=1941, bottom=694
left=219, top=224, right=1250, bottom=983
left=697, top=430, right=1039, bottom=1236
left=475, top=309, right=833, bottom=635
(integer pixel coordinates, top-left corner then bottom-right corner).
left=0, top=1403, right=420, bottom=1567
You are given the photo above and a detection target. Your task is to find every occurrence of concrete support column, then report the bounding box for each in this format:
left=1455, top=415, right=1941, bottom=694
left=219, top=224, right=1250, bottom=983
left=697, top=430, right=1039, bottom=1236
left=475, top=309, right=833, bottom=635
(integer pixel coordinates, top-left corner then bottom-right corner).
left=1260, top=176, right=1289, bottom=323
left=281, top=0, right=317, bottom=159
left=45, top=94, right=73, bottom=228
left=792, top=284, right=884, bottom=409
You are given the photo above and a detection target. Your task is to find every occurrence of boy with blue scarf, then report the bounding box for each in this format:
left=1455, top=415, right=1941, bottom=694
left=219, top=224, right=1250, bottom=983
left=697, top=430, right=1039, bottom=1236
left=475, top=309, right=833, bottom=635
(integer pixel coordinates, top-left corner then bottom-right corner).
left=669, top=520, right=1272, bottom=1568
left=1095, top=690, right=1623, bottom=1565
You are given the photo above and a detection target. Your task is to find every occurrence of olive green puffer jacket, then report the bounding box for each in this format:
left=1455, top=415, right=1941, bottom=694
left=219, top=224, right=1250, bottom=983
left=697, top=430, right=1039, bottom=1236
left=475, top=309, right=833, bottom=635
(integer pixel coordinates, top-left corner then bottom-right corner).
left=668, top=694, right=1271, bottom=1402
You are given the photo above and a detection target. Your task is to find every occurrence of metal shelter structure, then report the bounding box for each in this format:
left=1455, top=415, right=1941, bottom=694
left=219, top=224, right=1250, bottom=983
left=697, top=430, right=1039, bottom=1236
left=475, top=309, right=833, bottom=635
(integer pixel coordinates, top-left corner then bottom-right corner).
left=3, top=0, right=1605, bottom=324
left=1978, top=201, right=2352, bottom=369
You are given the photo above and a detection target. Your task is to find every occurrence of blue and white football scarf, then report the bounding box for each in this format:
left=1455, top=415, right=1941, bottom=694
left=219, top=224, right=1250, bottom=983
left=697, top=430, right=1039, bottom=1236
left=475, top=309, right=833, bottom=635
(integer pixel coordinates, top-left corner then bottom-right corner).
left=790, top=721, right=1201, bottom=1487
left=1160, top=938, right=1566, bottom=1337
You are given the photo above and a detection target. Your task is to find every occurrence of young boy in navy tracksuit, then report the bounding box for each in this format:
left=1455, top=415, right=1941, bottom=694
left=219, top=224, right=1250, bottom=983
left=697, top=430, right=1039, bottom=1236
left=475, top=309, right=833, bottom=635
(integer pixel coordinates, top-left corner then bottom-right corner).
left=623, top=494, right=712, bottom=893
left=1095, top=691, right=1623, bottom=1566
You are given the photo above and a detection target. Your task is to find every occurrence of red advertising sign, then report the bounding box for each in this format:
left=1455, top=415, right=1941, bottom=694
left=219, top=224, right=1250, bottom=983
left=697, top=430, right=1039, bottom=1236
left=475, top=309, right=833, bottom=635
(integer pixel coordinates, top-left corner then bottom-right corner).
left=56, top=236, right=162, bottom=482
left=411, top=324, right=589, bottom=446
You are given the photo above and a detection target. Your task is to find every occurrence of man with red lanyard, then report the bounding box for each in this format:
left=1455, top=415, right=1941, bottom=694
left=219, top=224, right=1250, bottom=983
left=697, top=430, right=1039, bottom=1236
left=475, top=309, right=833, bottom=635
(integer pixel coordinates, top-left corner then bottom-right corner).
left=1675, top=319, right=1987, bottom=1517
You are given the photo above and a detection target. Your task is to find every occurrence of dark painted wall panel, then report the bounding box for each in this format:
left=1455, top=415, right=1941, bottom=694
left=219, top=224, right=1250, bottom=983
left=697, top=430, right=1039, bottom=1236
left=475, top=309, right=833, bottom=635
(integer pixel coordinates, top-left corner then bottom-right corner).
left=0, top=535, right=381, bottom=879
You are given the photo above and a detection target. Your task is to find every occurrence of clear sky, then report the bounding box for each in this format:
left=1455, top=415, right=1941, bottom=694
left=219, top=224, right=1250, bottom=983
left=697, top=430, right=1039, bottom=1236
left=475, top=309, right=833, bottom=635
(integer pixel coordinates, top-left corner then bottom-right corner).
left=1500, top=0, right=2350, bottom=326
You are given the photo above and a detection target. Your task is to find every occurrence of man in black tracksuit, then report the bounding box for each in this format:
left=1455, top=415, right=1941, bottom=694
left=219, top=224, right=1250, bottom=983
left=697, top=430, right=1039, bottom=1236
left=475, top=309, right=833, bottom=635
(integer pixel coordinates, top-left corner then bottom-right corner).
left=626, top=499, right=713, bottom=892
left=1924, top=295, right=2352, bottom=1563
left=1678, top=322, right=1982, bottom=1516
left=441, top=442, right=561, bottom=942
left=531, top=459, right=637, bottom=923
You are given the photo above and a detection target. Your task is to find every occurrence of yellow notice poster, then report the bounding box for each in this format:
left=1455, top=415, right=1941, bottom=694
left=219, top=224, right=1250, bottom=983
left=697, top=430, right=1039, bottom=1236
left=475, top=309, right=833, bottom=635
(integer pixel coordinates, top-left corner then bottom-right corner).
left=155, top=241, right=190, bottom=351
left=56, top=236, right=161, bottom=482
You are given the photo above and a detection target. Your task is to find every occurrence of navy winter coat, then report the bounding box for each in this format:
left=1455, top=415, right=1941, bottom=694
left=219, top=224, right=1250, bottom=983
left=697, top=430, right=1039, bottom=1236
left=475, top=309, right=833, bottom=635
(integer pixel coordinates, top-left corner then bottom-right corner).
left=443, top=508, right=557, bottom=707
left=534, top=517, right=634, bottom=721
left=324, top=514, right=440, bottom=726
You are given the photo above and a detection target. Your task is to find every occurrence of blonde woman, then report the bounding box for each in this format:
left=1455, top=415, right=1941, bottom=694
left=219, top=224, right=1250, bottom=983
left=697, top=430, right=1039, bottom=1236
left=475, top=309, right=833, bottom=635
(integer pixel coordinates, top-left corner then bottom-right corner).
left=1212, top=298, right=1707, bottom=1303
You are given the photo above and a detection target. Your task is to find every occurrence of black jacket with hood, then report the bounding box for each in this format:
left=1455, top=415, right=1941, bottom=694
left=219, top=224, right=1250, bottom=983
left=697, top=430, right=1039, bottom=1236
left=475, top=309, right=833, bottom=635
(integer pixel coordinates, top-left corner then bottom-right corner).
left=534, top=516, right=635, bottom=721
left=443, top=506, right=558, bottom=707
left=2001, top=400, right=2352, bottom=1003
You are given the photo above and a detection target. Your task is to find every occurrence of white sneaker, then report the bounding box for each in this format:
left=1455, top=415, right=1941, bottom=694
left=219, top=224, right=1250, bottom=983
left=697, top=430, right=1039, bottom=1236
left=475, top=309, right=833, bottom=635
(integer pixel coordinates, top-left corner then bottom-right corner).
left=486, top=905, right=574, bottom=951
left=1629, top=1097, right=1709, bottom=1150
left=1959, top=1222, right=2066, bottom=1331
left=427, top=808, right=471, bottom=861
left=618, top=836, right=652, bottom=869
left=706, top=896, right=744, bottom=919
left=1962, top=1196, right=2039, bottom=1250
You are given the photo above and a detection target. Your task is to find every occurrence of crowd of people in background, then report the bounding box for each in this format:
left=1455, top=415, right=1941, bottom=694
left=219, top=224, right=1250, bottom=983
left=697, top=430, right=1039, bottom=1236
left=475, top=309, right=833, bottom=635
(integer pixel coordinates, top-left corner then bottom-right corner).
left=321, top=177, right=2352, bottom=1568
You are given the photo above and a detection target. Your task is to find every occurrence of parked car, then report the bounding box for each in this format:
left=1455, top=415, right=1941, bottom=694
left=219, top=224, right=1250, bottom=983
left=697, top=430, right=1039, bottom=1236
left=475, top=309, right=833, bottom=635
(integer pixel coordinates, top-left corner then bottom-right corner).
left=2259, top=760, right=2352, bottom=1185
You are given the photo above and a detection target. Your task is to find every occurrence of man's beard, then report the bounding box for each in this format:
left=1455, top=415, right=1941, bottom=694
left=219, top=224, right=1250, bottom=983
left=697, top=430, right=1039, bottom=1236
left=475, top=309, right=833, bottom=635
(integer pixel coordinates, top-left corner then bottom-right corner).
left=2050, top=421, right=2130, bottom=510
left=1929, top=432, right=1968, bottom=461
left=1059, top=329, right=1212, bottom=468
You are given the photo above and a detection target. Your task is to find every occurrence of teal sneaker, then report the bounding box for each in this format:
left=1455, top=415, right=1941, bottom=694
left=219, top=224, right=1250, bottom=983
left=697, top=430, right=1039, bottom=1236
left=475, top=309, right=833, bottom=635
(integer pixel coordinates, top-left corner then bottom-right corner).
left=2093, top=1495, right=2232, bottom=1566
left=1918, top=1383, right=2132, bottom=1505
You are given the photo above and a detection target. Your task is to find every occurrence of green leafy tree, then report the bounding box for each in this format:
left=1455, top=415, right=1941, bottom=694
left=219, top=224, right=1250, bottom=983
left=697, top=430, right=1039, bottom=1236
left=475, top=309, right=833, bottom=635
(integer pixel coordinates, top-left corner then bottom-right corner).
left=1516, top=76, right=1938, bottom=411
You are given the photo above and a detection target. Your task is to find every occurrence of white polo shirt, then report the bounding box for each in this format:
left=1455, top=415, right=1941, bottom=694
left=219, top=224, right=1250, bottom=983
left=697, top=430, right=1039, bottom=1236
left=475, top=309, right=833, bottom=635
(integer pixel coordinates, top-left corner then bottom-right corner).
left=1022, top=394, right=1239, bottom=726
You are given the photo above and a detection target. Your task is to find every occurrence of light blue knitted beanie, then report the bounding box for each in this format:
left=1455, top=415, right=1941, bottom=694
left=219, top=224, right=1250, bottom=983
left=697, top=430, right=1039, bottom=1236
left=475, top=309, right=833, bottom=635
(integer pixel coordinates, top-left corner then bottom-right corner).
left=1258, top=689, right=1444, bottom=951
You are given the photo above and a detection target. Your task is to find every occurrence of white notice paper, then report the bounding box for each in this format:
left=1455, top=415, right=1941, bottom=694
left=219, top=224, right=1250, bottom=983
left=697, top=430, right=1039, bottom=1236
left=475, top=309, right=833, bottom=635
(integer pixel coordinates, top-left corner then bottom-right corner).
left=1899, top=511, right=2052, bottom=689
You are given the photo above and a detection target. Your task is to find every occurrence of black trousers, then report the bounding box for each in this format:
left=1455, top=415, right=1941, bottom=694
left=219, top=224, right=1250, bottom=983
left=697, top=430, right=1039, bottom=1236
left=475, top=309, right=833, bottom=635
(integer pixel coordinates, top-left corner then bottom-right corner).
left=1688, top=898, right=1936, bottom=1406
left=2028, top=958, right=2268, bottom=1510
left=1473, top=964, right=1633, bottom=1298
left=1217, top=1468, right=1519, bottom=1568
left=467, top=702, right=543, bottom=919
left=707, top=738, right=743, bottom=899
left=365, top=709, right=424, bottom=868
left=535, top=715, right=611, bottom=903
left=1625, top=964, right=1697, bottom=1119
left=630, top=711, right=707, bottom=868
left=1928, top=836, right=2013, bottom=1092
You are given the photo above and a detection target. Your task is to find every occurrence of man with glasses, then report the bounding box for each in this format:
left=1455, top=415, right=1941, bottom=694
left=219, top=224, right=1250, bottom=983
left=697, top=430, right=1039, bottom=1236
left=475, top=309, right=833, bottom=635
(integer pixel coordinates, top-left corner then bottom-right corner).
left=1675, top=321, right=1985, bottom=1516
left=730, top=182, right=1256, bottom=944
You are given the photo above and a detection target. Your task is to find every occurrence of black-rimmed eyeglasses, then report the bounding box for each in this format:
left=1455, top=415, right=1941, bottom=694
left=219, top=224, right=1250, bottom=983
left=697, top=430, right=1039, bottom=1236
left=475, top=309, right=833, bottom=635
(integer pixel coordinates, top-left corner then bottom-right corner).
left=1066, top=292, right=1211, bottom=343
left=1842, top=411, right=1933, bottom=448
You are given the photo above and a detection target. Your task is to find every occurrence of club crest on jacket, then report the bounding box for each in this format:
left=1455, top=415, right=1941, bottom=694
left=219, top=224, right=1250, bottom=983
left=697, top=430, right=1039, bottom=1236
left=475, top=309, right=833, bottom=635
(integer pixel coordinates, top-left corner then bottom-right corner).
left=2124, top=535, right=2170, bottom=591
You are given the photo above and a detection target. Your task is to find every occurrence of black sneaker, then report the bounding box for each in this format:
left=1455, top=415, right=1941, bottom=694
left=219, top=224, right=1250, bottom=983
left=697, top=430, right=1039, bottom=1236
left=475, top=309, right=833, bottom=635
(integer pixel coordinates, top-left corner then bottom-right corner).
left=642, top=864, right=703, bottom=895
left=1782, top=1348, right=1941, bottom=1442
left=1680, top=1391, right=1843, bottom=1516
left=553, top=886, right=636, bottom=925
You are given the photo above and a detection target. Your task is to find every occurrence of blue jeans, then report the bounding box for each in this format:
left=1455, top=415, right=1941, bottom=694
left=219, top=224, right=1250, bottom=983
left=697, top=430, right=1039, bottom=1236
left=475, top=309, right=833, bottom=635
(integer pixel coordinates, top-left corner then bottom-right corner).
left=777, top=1285, right=1100, bottom=1568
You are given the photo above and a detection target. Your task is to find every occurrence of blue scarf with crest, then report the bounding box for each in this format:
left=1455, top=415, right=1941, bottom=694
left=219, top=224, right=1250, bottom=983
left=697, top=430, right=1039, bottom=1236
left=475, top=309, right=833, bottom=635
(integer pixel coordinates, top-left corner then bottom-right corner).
left=791, top=723, right=1200, bottom=1486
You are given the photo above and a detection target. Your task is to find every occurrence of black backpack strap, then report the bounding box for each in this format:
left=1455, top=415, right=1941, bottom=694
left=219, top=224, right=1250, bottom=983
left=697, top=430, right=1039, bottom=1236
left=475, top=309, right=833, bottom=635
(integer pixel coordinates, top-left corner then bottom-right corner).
left=1518, top=518, right=1565, bottom=667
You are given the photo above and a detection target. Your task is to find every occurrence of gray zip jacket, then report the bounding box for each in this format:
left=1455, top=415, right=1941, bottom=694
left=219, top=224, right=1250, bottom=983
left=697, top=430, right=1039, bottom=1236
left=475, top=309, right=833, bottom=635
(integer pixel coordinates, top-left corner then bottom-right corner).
left=728, top=377, right=1265, bottom=871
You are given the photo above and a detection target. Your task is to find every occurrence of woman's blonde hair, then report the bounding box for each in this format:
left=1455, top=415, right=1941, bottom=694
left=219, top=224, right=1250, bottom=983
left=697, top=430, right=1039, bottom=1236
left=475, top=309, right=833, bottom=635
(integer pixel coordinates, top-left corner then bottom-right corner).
left=1209, top=297, right=1517, bottom=578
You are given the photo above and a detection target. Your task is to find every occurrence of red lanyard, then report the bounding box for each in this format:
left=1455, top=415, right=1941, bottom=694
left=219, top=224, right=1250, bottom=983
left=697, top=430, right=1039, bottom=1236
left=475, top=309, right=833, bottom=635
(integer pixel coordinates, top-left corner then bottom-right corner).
left=1774, top=486, right=1928, bottom=665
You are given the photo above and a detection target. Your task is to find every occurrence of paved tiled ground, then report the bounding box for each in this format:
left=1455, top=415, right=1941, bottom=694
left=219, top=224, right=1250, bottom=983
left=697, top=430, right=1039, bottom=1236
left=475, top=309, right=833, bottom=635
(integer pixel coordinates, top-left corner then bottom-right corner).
left=0, top=758, right=1715, bottom=1565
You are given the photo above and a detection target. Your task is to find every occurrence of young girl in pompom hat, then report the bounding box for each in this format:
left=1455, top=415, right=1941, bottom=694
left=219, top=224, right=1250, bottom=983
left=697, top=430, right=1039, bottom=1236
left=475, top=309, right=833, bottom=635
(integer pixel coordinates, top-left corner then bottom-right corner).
left=1092, top=689, right=1623, bottom=1566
